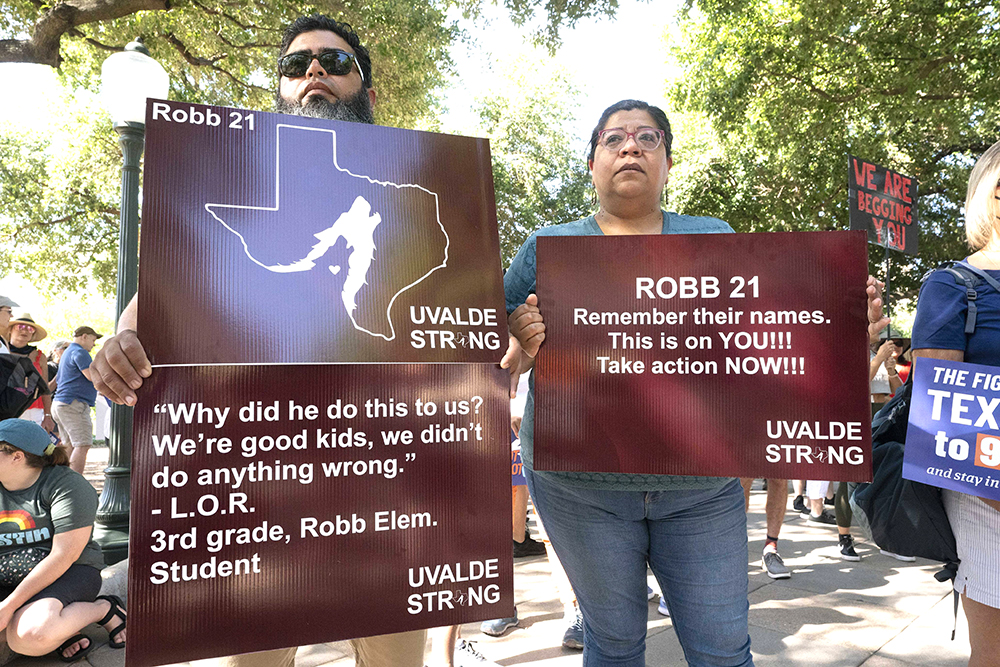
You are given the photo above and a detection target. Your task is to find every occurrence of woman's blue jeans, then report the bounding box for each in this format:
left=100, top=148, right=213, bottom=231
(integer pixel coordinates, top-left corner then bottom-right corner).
left=525, top=470, right=754, bottom=667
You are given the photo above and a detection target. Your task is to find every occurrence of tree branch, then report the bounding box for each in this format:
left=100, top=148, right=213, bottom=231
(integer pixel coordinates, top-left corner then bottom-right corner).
left=211, top=63, right=272, bottom=94
left=161, top=32, right=271, bottom=94
left=930, top=142, right=994, bottom=164
left=12, top=213, right=79, bottom=238
left=0, top=0, right=171, bottom=66
left=216, top=34, right=280, bottom=50
left=186, top=0, right=280, bottom=33
left=164, top=32, right=224, bottom=66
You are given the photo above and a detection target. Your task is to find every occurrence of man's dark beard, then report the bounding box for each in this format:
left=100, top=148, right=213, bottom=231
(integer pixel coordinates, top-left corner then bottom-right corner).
left=274, top=87, right=375, bottom=125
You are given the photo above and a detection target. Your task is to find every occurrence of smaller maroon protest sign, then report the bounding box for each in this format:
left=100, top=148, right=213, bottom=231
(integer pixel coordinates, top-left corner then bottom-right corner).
left=128, top=363, right=512, bottom=667
left=533, top=231, right=872, bottom=481
left=848, top=156, right=919, bottom=255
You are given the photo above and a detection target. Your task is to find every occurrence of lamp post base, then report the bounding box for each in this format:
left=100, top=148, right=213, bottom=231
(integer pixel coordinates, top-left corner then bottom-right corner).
left=93, top=525, right=129, bottom=565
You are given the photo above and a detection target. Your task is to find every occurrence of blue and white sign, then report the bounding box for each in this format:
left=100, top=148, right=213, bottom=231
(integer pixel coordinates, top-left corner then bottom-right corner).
left=904, top=358, right=1000, bottom=501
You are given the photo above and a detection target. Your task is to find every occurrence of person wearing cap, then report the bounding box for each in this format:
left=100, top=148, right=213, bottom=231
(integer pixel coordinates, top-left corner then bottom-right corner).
left=6, top=314, right=55, bottom=434
left=0, top=419, right=126, bottom=662
left=0, top=297, right=18, bottom=354
left=50, top=327, right=102, bottom=474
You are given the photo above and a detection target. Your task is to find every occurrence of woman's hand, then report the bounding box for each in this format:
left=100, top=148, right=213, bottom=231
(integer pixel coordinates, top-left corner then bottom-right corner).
left=884, top=351, right=897, bottom=373
left=867, top=275, right=890, bottom=343
left=0, top=598, right=16, bottom=630
left=875, top=340, right=896, bottom=362
left=500, top=336, right=525, bottom=399
left=509, top=294, right=545, bottom=357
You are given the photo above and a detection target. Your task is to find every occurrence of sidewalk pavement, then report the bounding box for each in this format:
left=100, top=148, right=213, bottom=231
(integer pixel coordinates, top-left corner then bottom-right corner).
left=13, top=478, right=971, bottom=666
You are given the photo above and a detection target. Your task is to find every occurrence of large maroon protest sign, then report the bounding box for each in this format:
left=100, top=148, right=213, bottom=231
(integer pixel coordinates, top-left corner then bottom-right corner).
left=533, top=231, right=873, bottom=481
left=130, top=364, right=511, bottom=666
left=129, top=102, right=512, bottom=666
left=848, top=156, right=919, bottom=255
left=137, top=100, right=506, bottom=364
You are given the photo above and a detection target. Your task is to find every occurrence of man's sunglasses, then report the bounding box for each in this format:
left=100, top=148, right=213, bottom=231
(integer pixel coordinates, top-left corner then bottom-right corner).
left=278, top=49, right=364, bottom=84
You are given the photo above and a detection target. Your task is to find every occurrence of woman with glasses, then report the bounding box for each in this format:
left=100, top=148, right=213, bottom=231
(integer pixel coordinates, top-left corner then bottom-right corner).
left=502, top=99, right=754, bottom=666
left=7, top=315, right=55, bottom=434
left=0, top=419, right=125, bottom=662
left=910, top=140, right=1000, bottom=666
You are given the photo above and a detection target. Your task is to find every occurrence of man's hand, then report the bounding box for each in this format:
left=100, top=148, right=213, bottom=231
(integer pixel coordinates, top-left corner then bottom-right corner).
left=90, top=329, right=152, bottom=406
left=867, top=275, right=890, bottom=343
left=41, top=416, right=55, bottom=433
left=508, top=294, right=545, bottom=357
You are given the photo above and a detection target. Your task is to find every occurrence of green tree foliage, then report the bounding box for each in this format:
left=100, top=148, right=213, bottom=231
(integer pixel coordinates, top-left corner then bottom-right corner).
left=1, top=0, right=456, bottom=128
left=0, top=110, right=123, bottom=295
left=459, top=0, right=640, bottom=48
left=1, top=0, right=458, bottom=295
left=0, top=0, right=620, bottom=294
left=473, top=54, right=592, bottom=267
left=670, top=0, right=1000, bottom=298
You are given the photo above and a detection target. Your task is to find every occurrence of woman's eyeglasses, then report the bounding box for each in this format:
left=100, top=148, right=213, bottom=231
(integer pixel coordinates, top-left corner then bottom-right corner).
left=13, top=324, right=35, bottom=333
left=598, top=127, right=666, bottom=152
left=278, top=49, right=364, bottom=84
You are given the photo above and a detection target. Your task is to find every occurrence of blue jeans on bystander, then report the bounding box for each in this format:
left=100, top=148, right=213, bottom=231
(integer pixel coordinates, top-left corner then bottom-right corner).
left=525, top=470, right=753, bottom=667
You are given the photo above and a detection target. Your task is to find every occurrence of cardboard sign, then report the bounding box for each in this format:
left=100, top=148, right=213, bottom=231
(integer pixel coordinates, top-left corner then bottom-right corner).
left=129, top=102, right=513, bottom=666
left=137, top=101, right=506, bottom=364
left=533, top=231, right=872, bottom=480
left=129, top=365, right=512, bottom=666
left=848, top=156, right=919, bottom=255
left=904, top=358, right=1000, bottom=501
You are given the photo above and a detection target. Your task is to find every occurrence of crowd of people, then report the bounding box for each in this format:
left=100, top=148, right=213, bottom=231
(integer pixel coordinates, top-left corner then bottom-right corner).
left=0, top=303, right=125, bottom=661
left=0, top=8, right=996, bottom=667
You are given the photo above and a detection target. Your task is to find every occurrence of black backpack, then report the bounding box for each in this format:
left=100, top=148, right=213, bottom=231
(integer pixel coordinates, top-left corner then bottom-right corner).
left=0, top=353, right=50, bottom=421
left=850, top=379, right=958, bottom=565
left=850, top=261, right=1000, bottom=637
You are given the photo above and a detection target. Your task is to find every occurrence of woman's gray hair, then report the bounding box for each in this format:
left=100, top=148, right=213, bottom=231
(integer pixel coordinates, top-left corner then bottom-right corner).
left=965, top=140, right=1000, bottom=250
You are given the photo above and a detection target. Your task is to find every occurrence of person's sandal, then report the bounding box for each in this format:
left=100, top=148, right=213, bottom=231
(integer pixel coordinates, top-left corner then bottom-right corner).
left=54, top=634, right=93, bottom=663
left=96, top=594, right=127, bottom=649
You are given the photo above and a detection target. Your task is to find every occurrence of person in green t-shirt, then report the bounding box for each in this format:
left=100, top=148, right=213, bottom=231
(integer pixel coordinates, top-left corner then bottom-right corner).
left=0, top=419, right=126, bottom=662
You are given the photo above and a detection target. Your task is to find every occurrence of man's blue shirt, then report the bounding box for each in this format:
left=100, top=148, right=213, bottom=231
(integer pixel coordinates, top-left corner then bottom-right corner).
left=54, top=343, right=97, bottom=407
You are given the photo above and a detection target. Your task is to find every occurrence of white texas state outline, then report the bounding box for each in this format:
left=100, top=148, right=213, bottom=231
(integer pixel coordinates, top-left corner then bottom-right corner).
left=205, top=123, right=450, bottom=342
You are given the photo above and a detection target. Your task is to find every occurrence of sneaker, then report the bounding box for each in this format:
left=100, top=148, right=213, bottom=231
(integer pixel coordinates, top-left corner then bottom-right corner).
left=657, top=597, right=670, bottom=616
left=480, top=608, right=518, bottom=636
left=513, top=533, right=546, bottom=558
left=880, top=549, right=917, bottom=562
left=562, top=612, right=584, bottom=650
left=839, top=535, right=861, bottom=561
left=762, top=549, right=791, bottom=579
left=455, top=639, right=500, bottom=666
left=807, top=509, right=838, bottom=526
left=825, top=497, right=835, bottom=506
left=647, top=585, right=655, bottom=600
left=792, top=494, right=806, bottom=513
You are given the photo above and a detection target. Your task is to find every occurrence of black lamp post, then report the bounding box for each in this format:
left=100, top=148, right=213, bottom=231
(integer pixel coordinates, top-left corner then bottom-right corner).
left=96, top=38, right=169, bottom=564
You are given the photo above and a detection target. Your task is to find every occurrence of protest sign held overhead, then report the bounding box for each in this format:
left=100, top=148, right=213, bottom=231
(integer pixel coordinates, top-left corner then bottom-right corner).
left=128, top=101, right=512, bottom=666
left=904, top=358, right=1000, bottom=501
left=849, top=156, right=919, bottom=255
left=533, top=231, right=872, bottom=481
left=137, top=101, right=506, bottom=365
